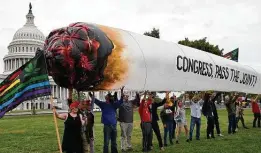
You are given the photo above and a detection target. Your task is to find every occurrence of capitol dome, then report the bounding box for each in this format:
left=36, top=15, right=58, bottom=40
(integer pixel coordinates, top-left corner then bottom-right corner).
left=12, top=26, right=45, bottom=42
left=3, top=3, right=45, bottom=74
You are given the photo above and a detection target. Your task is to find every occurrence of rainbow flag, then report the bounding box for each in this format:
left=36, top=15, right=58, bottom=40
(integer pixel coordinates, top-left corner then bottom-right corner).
left=0, top=51, right=51, bottom=118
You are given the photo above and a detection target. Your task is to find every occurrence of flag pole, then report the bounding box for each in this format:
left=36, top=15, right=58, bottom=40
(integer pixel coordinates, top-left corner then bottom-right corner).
left=50, top=96, right=63, bottom=153
left=40, top=48, right=62, bottom=153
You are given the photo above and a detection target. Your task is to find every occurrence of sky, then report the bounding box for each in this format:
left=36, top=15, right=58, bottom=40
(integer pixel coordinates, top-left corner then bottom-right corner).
left=0, top=0, right=261, bottom=74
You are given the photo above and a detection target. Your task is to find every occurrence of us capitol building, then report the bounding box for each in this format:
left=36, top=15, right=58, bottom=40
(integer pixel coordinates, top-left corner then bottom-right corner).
left=0, top=4, right=135, bottom=111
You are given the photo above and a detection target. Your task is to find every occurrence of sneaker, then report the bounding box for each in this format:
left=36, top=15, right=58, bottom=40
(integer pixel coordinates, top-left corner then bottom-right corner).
left=160, top=147, right=165, bottom=151
left=218, top=134, right=224, bottom=137
left=244, top=127, right=249, bottom=129
left=176, top=140, right=179, bottom=144
left=186, top=139, right=190, bottom=142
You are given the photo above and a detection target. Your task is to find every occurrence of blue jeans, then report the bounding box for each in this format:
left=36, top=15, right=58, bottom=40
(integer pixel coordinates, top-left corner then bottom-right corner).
left=189, top=117, right=201, bottom=140
left=103, top=125, right=118, bottom=153
left=163, top=121, right=173, bottom=145
left=228, top=114, right=236, bottom=134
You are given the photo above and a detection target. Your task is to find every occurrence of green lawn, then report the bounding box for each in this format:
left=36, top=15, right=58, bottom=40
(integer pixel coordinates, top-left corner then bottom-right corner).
left=0, top=109, right=260, bottom=153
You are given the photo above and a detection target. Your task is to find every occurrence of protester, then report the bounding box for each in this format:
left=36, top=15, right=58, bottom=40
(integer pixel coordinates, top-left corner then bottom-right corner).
left=148, top=92, right=166, bottom=151
left=79, top=98, right=95, bottom=153
left=189, top=93, right=204, bottom=141
left=139, top=91, right=153, bottom=152
left=175, top=96, right=189, bottom=144
left=53, top=101, right=85, bottom=153
left=224, top=93, right=239, bottom=134
left=236, top=97, right=248, bottom=129
left=212, top=93, right=224, bottom=137
left=89, top=87, right=124, bottom=153
left=202, top=93, right=218, bottom=139
left=160, top=92, right=174, bottom=146
left=118, top=91, right=140, bottom=152
left=170, top=94, right=178, bottom=140
left=251, top=95, right=261, bottom=128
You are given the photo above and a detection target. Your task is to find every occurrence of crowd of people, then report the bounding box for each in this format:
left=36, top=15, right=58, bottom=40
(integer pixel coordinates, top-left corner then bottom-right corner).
left=53, top=87, right=261, bottom=153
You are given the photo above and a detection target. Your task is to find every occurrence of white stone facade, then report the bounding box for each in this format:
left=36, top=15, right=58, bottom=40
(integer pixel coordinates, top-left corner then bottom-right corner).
left=0, top=4, right=134, bottom=111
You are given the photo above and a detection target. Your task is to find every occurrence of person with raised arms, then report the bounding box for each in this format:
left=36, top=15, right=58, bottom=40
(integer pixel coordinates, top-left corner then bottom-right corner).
left=202, top=92, right=221, bottom=139
left=53, top=100, right=86, bottom=153
left=160, top=91, right=174, bottom=146
left=236, top=96, right=248, bottom=130
left=88, top=87, right=124, bottom=153
left=188, top=93, right=204, bottom=141
left=224, top=93, right=239, bottom=134
left=148, top=91, right=166, bottom=151
left=139, top=91, right=153, bottom=152
left=175, top=95, right=189, bottom=144
left=251, top=95, right=260, bottom=128
left=79, top=97, right=95, bottom=153
left=118, top=90, right=140, bottom=152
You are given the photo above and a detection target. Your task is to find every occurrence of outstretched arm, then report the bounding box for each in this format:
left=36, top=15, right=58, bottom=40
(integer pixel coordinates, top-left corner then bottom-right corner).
left=131, top=92, right=141, bottom=107
left=254, top=95, right=260, bottom=101
left=53, top=107, right=68, bottom=120
left=113, top=86, right=125, bottom=108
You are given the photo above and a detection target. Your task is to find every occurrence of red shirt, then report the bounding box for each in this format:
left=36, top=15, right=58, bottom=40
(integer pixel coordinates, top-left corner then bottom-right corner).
left=252, top=102, right=260, bottom=113
left=139, top=99, right=152, bottom=122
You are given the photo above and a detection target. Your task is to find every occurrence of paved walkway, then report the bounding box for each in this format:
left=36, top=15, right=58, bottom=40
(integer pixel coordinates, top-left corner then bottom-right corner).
left=5, top=110, right=68, bottom=116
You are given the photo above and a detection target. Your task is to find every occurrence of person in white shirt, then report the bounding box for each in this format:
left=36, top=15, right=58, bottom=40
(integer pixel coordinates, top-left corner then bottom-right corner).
left=188, top=94, right=204, bottom=141
left=175, top=95, right=189, bottom=144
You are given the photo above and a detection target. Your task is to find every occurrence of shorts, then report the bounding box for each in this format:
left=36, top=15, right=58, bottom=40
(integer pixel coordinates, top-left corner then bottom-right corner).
left=177, top=121, right=187, bottom=128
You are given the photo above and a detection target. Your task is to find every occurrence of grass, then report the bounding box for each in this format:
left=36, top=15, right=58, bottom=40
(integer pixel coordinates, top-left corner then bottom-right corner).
left=0, top=109, right=260, bottom=153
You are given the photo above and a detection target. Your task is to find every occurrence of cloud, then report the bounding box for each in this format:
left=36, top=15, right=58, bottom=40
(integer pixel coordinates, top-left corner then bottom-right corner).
left=0, top=0, right=260, bottom=74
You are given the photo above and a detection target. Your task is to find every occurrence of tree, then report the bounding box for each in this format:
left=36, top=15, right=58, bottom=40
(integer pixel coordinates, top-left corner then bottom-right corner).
left=144, top=28, right=160, bottom=39
left=72, top=90, right=87, bottom=101
left=178, top=37, right=224, bottom=56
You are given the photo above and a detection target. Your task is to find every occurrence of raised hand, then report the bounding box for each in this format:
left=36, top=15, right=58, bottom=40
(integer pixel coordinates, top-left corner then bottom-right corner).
left=88, top=92, right=93, bottom=98
left=120, top=86, right=125, bottom=94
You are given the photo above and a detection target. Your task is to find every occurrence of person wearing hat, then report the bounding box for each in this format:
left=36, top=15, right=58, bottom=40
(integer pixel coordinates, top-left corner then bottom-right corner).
left=88, top=87, right=124, bottom=153
left=53, top=101, right=86, bottom=153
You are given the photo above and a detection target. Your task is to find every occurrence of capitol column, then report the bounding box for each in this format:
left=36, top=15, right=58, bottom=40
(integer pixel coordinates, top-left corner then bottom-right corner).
left=56, top=86, right=59, bottom=98
left=60, top=87, right=62, bottom=99
left=8, top=60, right=10, bottom=70
left=14, top=59, right=16, bottom=69
left=52, top=86, right=54, bottom=97
left=19, top=58, right=22, bottom=68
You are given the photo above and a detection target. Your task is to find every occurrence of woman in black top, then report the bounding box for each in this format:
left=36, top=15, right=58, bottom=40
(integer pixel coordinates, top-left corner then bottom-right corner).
left=53, top=101, right=85, bottom=153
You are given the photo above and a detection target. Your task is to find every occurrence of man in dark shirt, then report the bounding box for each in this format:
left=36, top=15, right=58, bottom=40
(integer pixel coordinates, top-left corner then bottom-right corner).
left=170, top=95, right=177, bottom=139
left=118, top=92, right=140, bottom=152
left=150, top=92, right=167, bottom=151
